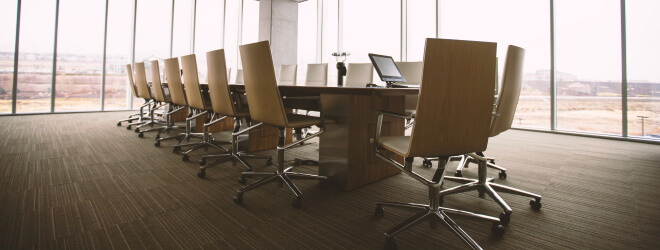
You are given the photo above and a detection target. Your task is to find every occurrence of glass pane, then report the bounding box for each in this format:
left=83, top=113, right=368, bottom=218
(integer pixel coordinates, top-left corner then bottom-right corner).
left=16, top=0, right=56, bottom=113
left=105, top=0, right=134, bottom=110
left=440, top=0, right=551, bottom=129
left=626, top=0, right=660, bottom=139
left=0, top=1, right=17, bottom=113
left=555, top=0, right=622, bottom=135
left=135, top=0, right=172, bottom=108
left=194, top=0, right=224, bottom=84
left=172, top=0, right=193, bottom=57
left=55, top=0, right=104, bottom=111
left=343, top=0, right=400, bottom=85
left=224, top=0, right=239, bottom=80
left=297, top=0, right=317, bottom=84
left=242, top=0, right=259, bottom=45
left=322, top=0, right=337, bottom=85
left=407, top=0, right=435, bottom=62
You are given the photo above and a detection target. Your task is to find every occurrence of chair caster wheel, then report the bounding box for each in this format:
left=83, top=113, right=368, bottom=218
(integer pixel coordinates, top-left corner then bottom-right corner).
left=117, top=122, right=121, bottom=126
left=384, top=238, right=397, bottom=250
left=134, top=128, right=140, bottom=133
left=126, top=125, right=132, bottom=130
left=375, top=206, right=384, bottom=217
left=138, top=132, right=144, bottom=138
left=292, top=198, right=302, bottom=208
left=530, top=198, right=542, bottom=210
left=238, top=176, right=247, bottom=185
left=422, top=159, right=432, bottom=168
left=491, top=223, right=505, bottom=236
left=182, top=154, right=189, bottom=162
left=199, top=159, right=206, bottom=166
left=233, top=194, right=243, bottom=204
left=154, top=141, right=161, bottom=147
left=265, top=158, right=273, bottom=166
left=173, top=146, right=181, bottom=153
left=454, top=171, right=463, bottom=177
left=499, top=172, right=507, bottom=179
left=499, top=212, right=511, bottom=225
left=197, top=169, right=205, bottom=178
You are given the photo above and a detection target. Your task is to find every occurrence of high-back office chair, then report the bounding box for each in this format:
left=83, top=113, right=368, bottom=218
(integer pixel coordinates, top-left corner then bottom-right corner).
left=373, top=38, right=504, bottom=249
left=345, top=63, right=374, bottom=87
left=176, top=54, right=229, bottom=161
left=278, top=64, right=297, bottom=85
left=438, top=45, right=542, bottom=225
left=305, top=63, right=328, bottom=86
left=141, top=60, right=186, bottom=139
left=233, top=41, right=327, bottom=208
left=117, top=64, right=148, bottom=128
left=129, top=62, right=163, bottom=134
left=155, top=57, right=199, bottom=147
left=195, top=49, right=273, bottom=178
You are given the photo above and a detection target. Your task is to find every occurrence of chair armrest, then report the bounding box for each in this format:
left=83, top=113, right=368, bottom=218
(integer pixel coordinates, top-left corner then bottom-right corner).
left=378, top=110, right=414, bottom=120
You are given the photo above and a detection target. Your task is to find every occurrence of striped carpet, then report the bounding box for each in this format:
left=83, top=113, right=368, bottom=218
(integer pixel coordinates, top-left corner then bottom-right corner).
left=0, top=111, right=658, bottom=249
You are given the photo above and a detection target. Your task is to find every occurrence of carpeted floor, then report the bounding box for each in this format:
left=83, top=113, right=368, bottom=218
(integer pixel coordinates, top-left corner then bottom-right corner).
left=0, top=111, right=659, bottom=249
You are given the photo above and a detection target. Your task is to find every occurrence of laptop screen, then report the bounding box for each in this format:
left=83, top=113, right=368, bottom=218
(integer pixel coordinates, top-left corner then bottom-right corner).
left=369, top=53, right=406, bottom=83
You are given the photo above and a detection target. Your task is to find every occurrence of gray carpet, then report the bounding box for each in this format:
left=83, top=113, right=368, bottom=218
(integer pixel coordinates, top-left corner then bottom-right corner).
left=0, top=111, right=659, bottom=249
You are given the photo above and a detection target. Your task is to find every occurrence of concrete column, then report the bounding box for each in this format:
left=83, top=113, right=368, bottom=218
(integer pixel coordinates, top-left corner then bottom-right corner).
left=259, top=0, right=298, bottom=71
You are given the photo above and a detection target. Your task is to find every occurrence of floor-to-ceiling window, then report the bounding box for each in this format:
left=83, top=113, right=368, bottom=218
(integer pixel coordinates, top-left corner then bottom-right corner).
left=343, top=0, right=400, bottom=84
left=134, top=0, right=172, bottom=108
left=297, top=0, right=318, bottom=83
left=224, top=0, right=240, bottom=82
left=104, top=0, right=135, bottom=110
left=194, top=0, right=225, bottom=84
left=15, top=0, right=57, bottom=113
left=626, top=0, right=660, bottom=138
left=241, top=0, right=259, bottom=45
left=55, top=0, right=105, bottom=111
left=406, top=0, right=435, bottom=62
left=555, top=0, right=622, bottom=135
left=0, top=1, right=18, bottom=114
left=172, top=0, right=194, bottom=58
left=440, top=0, right=551, bottom=129
left=321, top=0, right=338, bottom=85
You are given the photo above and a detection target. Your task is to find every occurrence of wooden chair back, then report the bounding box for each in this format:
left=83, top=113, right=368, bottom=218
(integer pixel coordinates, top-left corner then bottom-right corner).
left=239, top=41, right=288, bottom=127
left=134, top=62, right=152, bottom=100
left=149, top=60, right=167, bottom=103
left=278, top=64, right=297, bottom=85
left=490, top=45, right=525, bottom=137
left=407, top=38, right=497, bottom=157
left=163, top=58, right=188, bottom=106
left=125, top=64, right=139, bottom=98
left=235, top=68, right=244, bottom=84
left=305, top=63, right=328, bottom=86
left=180, top=54, right=207, bottom=110
left=206, top=49, right=237, bottom=116
left=345, top=63, right=373, bottom=87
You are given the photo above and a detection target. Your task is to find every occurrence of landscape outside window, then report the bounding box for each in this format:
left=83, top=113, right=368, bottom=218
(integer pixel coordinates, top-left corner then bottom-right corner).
left=0, top=0, right=17, bottom=113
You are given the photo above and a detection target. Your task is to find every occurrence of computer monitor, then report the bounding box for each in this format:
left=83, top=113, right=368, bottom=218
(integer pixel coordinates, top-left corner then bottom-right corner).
left=368, top=53, right=405, bottom=85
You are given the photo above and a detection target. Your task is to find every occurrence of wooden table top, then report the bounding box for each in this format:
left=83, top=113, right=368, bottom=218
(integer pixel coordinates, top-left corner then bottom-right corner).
left=228, top=83, right=419, bottom=96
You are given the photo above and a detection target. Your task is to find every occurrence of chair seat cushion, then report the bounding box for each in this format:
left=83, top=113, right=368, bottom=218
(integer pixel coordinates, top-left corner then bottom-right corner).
left=286, top=113, right=323, bottom=128
left=379, top=136, right=410, bottom=156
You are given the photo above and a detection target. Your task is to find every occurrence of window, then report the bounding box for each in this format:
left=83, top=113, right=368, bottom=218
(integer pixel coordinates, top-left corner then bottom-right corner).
left=104, top=0, right=135, bottom=110
left=55, top=0, right=105, bottom=111
left=16, top=0, right=57, bottom=113
left=0, top=0, right=18, bottom=113
left=241, top=0, right=260, bottom=45
left=440, top=0, right=551, bottom=129
left=321, top=0, right=338, bottom=85
left=172, top=0, right=194, bottom=57
left=134, top=0, right=172, bottom=108
left=555, top=0, right=622, bottom=135
left=406, top=0, right=435, bottom=62
left=343, top=0, right=400, bottom=84
left=224, top=0, right=240, bottom=79
left=194, top=0, right=225, bottom=84
left=626, top=0, right=660, bottom=138
left=297, top=0, right=318, bottom=83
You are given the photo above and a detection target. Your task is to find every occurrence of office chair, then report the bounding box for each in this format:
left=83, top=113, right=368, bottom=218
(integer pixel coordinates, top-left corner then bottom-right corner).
left=176, top=54, right=229, bottom=161
left=138, top=60, right=186, bottom=139
left=395, top=61, right=423, bottom=128
left=233, top=41, right=327, bottom=208
left=195, top=49, right=273, bottom=178
left=373, top=38, right=504, bottom=249
left=438, top=45, right=542, bottom=225
left=127, top=62, right=164, bottom=133
left=278, top=64, right=297, bottom=85
left=305, top=63, right=328, bottom=86
left=345, top=63, right=374, bottom=87
left=117, top=64, right=148, bottom=128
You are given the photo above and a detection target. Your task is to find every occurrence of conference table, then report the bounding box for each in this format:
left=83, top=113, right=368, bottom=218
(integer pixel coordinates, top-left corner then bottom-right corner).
left=229, top=83, right=419, bottom=191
